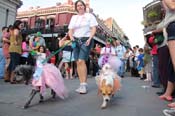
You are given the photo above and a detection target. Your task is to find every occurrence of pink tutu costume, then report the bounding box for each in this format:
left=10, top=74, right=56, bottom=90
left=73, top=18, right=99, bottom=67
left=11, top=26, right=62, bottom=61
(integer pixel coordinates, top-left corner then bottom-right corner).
left=32, top=62, right=68, bottom=99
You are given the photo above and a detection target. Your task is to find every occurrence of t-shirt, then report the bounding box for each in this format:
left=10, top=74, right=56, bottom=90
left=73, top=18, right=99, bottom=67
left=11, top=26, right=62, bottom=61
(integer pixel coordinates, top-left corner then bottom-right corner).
left=29, top=36, right=46, bottom=47
left=115, top=45, right=126, bottom=59
left=100, top=47, right=116, bottom=55
left=0, top=37, right=2, bottom=48
left=37, top=52, right=46, bottom=62
left=36, top=52, right=46, bottom=66
left=137, top=54, right=144, bottom=68
left=21, top=42, right=30, bottom=58
left=95, top=47, right=101, bottom=54
left=163, top=4, right=175, bottom=43
left=164, top=5, right=175, bottom=27
left=68, top=13, right=98, bottom=38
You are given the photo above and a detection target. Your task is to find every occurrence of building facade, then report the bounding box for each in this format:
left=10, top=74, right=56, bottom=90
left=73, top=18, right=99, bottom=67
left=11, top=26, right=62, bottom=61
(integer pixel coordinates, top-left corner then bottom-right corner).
left=142, top=0, right=164, bottom=34
left=16, top=0, right=130, bottom=48
left=104, top=17, right=130, bottom=48
left=17, top=3, right=76, bottom=34
left=0, top=0, right=22, bottom=37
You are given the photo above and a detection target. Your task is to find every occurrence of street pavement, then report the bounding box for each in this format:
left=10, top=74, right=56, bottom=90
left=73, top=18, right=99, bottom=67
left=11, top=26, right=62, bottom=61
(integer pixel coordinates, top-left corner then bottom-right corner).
left=0, top=74, right=169, bottom=116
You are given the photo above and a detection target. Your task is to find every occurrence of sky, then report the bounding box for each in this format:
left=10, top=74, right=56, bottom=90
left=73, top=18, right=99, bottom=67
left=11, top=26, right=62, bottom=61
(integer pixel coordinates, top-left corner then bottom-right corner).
left=19, top=0, right=153, bottom=48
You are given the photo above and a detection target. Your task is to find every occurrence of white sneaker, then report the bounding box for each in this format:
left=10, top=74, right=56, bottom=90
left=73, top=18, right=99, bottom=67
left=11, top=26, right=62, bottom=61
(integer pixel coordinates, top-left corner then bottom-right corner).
left=75, top=85, right=87, bottom=94
left=163, top=109, right=175, bottom=116
left=75, top=86, right=81, bottom=93
left=144, top=79, right=149, bottom=82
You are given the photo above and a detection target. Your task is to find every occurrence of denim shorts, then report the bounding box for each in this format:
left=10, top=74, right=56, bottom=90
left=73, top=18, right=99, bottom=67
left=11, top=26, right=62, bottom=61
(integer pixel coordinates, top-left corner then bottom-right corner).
left=167, top=21, right=175, bottom=41
left=168, top=56, right=175, bottom=83
left=73, top=37, right=94, bottom=61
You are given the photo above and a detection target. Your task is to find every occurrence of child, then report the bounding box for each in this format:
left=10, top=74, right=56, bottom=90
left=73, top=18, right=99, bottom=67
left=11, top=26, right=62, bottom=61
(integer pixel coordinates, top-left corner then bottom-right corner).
left=31, top=36, right=40, bottom=51
left=21, top=35, right=32, bottom=65
left=143, top=45, right=152, bottom=82
left=33, top=45, right=46, bottom=79
left=98, top=38, right=121, bottom=72
left=136, top=48, right=145, bottom=79
left=59, top=33, right=75, bottom=80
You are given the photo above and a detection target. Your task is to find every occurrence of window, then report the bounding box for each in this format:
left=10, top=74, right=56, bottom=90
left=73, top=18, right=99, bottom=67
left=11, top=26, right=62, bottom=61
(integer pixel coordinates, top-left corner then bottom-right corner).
left=5, top=9, right=9, bottom=26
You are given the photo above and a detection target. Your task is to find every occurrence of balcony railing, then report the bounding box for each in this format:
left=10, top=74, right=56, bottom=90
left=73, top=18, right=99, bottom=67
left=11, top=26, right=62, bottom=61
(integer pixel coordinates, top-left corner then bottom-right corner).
left=21, top=26, right=109, bottom=43
left=142, top=0, right=164, bottom=34
left=143, top=0, right=164, bottom=27
left=21, top=25, right=66, bottom=35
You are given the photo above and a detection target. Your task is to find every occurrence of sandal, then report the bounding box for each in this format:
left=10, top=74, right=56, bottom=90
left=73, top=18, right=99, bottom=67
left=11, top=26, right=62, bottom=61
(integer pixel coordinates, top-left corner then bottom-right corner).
left=168, top=102, right=175, bottom=108
left=70, top=76, right=74, bottom=80
left=10, top=81, right=17, bottom=84
left=159, top=95, right=173, bottom=101
left=65, top=76, right=69, bottom=80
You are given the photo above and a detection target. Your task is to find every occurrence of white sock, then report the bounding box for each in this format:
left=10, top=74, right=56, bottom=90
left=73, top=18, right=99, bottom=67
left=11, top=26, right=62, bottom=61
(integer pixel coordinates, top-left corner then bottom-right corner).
left=80, top=83, right=87, bottom=86
left=147, top=72, right=151, bottom=81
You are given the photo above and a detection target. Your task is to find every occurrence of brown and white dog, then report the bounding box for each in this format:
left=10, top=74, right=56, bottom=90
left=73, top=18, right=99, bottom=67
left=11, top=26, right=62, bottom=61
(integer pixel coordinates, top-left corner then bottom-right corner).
left=96, top=63, right=121, bottom=109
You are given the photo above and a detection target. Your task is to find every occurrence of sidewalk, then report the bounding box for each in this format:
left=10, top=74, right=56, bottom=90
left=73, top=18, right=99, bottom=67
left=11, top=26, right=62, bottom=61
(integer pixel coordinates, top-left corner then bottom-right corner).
left=0, top=75, right=168, bottom=116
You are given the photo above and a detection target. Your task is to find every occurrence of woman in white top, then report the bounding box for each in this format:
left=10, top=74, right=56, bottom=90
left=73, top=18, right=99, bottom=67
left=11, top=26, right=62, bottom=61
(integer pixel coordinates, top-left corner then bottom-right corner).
left=68, top=0, right=98, bottom=94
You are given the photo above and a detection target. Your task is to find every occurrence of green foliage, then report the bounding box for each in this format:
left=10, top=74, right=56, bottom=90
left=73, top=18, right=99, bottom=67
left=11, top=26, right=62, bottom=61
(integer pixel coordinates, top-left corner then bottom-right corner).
left=141, top=20, right=148, bottom=26
left=147, top=10, right=158, bottom=18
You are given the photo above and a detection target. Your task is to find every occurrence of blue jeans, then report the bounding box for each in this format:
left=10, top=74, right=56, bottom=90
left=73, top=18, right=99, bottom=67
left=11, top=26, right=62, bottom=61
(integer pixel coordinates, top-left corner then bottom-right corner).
left=8, top=52, right=21, bottom=72
left=0, top=48, right=5, bottom=78
left=152, top=55, right=160, bottom=86
left=73, top=37, right=94, bottom=61
left=118, top=59, right=125, bottom=76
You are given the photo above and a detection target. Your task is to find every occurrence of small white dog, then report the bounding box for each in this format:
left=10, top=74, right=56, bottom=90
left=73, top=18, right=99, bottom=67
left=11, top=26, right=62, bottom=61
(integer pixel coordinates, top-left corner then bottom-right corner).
left=96, top=63, right=121, bottom=109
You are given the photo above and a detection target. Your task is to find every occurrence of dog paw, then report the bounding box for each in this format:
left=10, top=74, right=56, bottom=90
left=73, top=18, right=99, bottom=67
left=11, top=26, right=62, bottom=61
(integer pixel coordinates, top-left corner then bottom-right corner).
left=101, top=101, right=107, bottom=109
left=52, top=95, right=56, bottom=99
left=101, top=103, right=107, bottom=109
left=52, top=93, right=56, bottom=99
left=39, top=100, right=44, bottom=103
left=23, top=105, right=29, bottom=109
left=101, top=105, right=107, bottom=109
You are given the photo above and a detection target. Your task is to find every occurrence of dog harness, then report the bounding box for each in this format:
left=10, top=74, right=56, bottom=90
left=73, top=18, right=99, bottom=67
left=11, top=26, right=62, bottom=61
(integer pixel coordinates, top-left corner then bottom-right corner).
left=101, top=73, right=114, bottom=87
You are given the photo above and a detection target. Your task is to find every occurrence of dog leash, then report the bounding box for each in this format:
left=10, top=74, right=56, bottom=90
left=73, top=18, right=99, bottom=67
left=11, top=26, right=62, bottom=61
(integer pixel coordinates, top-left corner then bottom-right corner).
left=42, top=38, right=89, bottom=64
left=41, top=40, right=80, bottom=64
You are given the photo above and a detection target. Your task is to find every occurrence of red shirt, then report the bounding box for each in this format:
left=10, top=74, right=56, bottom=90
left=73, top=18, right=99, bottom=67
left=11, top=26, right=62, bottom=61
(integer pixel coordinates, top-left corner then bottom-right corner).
left=95, top=47, right=101, bottom=54
left=148, top=36, right=157, bottom=55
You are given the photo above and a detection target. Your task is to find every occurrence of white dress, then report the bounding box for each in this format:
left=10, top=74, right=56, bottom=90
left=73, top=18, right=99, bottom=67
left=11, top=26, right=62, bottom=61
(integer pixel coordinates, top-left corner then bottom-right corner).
left=98, top=47, right=121, bottom=72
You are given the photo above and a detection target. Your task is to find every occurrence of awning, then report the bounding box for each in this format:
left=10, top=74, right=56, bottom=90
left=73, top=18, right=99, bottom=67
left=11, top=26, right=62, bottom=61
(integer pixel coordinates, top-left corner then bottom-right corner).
left=93, top=36, right=105, bottom=45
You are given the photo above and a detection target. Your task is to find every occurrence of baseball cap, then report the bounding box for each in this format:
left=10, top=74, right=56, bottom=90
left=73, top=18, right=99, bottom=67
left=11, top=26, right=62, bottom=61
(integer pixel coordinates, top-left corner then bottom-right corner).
left=107, top=38, right=113, bottom=43
left=36, top=32, right=42, bottom=37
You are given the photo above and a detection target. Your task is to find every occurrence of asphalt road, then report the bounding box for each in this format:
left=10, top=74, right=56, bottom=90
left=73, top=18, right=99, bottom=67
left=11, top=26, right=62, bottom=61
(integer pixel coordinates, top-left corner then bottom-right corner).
left=0, top=75, right=168, bottom=116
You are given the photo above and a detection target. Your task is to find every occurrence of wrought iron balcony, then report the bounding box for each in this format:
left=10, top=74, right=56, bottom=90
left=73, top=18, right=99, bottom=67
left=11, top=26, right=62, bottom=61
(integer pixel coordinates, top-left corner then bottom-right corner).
left=142, top=0, right=164, bottom=33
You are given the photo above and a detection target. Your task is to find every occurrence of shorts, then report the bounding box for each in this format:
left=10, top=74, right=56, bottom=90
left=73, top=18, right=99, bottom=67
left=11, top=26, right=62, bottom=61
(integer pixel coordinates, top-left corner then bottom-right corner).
left=167, top=21, right=175, bottom=41
left=73, top=37, right=94, bottom=61
left=168, top=57, right=175, bottom=83
left=62, top=51, right=75, bottom=62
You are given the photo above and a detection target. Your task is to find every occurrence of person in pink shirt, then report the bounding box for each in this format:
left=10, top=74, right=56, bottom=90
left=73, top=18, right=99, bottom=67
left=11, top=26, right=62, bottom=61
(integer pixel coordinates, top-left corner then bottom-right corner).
left=21, top=34, right=32, bottom=65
